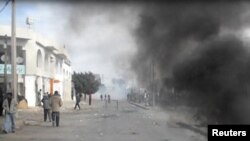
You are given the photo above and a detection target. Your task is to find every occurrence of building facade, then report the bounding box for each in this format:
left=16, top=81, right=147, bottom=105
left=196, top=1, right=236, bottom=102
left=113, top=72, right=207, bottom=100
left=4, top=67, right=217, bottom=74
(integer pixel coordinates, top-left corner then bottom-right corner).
left=0, top=26, right=72, bottom=107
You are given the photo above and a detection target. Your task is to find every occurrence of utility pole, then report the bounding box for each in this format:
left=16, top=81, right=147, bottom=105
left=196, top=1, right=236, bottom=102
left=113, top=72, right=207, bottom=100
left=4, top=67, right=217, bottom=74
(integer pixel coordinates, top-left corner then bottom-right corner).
left=150, top=58, right=155, bottom=107
left=152, top=59, right=155, bottom=107
left=11, top=0, right=17, bottom=101
left=3, top=35, right=8, bottom=94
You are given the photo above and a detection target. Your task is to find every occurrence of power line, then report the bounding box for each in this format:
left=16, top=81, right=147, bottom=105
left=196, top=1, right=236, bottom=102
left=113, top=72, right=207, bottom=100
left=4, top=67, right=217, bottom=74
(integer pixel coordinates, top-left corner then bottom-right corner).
left=0, top=0, right=10, bottom=14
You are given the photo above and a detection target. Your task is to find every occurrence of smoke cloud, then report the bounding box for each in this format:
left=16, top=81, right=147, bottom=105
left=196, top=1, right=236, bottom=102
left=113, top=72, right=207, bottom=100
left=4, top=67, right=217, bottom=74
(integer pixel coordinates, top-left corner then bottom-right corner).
left=57, top=2, right=140, bottom=84
left=132, top=1, right=250, bottom=123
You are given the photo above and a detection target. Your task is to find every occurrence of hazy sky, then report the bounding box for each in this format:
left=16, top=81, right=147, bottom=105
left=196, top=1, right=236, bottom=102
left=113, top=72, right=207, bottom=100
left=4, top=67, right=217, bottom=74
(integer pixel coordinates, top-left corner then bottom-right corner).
left=0, top=1, right=141, bottom=84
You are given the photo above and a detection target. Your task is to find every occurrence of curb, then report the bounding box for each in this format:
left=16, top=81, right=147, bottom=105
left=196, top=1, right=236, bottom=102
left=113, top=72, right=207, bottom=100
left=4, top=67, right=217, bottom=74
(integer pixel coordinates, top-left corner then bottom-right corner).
left=129, top=102, right=150, bottom=110
left=176, top=122, right=207, bottom=137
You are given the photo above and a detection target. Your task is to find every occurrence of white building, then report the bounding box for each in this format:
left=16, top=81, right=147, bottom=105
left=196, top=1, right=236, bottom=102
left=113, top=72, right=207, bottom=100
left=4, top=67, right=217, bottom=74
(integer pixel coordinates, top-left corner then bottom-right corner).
left=0, top=26, right=72, bottom=107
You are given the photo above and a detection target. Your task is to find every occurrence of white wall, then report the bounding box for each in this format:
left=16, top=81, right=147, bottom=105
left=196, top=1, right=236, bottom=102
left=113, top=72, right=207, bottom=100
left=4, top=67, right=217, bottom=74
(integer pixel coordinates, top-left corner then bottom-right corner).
left=62, top=60, right=72, bottom=101
left=1, top=26, right=72, bottom=107
left=25, top=40, right=37, bottom=75
left=53, top=82, right=63, bottom=99
left=25, top=75, right=36, bottom=107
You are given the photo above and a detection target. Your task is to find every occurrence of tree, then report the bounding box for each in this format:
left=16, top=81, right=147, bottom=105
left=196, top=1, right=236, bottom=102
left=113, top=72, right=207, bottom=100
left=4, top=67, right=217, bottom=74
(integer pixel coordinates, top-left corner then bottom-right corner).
left=72, top=72, right=101, bottom=105
left=72, top=72, right=84, bottom=98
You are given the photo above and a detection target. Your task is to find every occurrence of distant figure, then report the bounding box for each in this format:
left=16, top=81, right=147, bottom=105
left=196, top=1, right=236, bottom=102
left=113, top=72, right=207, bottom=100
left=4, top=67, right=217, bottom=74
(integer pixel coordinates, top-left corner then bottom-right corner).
left=2, top=92, right=17, bottom=133
left=104, top=94, right=107, bottom=100
left=71, top=90, right=74, bottom=100
left=74, top=93, right=81, bottom=110
left=108, top=95, right=111, bottom=103
left=51, top=91, right=63, bottom=127
left=41, top=93, right=51, bottom=122
left=37, top=89, right=42, bottom=106
left=100, top=95, right=103, bottom=101
left=144, top=90, right=149, bottom=106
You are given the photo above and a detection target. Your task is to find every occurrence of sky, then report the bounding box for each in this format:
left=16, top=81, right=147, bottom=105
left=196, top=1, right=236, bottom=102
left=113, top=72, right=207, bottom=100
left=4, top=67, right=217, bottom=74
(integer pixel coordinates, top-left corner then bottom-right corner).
left=3, top=1, right=250, bottom=88
left=0, top=1, right=141, bottom=86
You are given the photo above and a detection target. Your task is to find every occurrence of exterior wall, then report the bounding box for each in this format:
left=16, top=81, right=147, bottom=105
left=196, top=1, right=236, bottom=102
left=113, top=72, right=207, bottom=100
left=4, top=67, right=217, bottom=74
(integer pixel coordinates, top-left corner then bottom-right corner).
left=43, top=78, right=50, bottom=94
left=62, top=60, right=72, bottom=101
left=25, top=75, right=36, bottom=107
left=0, top=26, right=72, bottom=107
left=63, top=79, right=72, bottom=101
left=54, top=82, right=63, bottom=99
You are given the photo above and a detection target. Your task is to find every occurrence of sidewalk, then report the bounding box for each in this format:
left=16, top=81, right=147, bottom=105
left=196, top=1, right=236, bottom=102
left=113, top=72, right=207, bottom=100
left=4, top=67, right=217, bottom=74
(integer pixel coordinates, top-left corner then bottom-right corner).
left=0, top=100, right=90, bottom=130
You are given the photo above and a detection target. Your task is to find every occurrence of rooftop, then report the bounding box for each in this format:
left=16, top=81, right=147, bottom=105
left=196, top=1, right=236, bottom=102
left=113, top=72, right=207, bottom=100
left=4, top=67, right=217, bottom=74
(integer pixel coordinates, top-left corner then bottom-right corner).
left=0, top=25, right=70, bottom=61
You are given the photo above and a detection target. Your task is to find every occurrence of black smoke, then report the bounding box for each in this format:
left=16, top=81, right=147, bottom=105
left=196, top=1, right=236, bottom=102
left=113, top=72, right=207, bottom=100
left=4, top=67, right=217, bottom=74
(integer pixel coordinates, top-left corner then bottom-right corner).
left=132, top=1, right=250, bottom=123
left=173, top=36, right=250, bottom=123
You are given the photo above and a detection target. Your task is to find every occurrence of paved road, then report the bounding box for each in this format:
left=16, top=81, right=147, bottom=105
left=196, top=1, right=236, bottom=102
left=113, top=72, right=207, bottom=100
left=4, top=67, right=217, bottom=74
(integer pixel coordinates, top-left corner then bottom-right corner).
left=0, top=100, right=205, bottom=141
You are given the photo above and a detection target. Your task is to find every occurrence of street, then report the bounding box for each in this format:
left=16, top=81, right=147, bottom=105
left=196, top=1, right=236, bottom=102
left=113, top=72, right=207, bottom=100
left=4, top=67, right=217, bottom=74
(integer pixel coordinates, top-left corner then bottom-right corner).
left=0, top=100, right=205, bottom=141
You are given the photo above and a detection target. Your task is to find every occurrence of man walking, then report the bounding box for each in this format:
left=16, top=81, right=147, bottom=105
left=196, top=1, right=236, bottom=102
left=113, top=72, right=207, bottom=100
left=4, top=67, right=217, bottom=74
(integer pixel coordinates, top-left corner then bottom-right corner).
left=2, top=92, right=17, bottom=133
left=108, top=94, right=111, bottom=103
left=144, top=90, right=149, bottom=106
left=41, top=93, right=51, bottom=122
left=74, top=93, right=81, bottom=110
left=51, top=91, right=62, bottom=127
left=100, top=94, right=103, bottom=101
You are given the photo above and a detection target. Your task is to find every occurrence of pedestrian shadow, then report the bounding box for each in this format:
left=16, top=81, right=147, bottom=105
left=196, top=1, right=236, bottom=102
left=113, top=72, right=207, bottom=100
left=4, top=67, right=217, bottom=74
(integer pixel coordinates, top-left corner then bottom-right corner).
left=176, top=122, right=207, bottom=137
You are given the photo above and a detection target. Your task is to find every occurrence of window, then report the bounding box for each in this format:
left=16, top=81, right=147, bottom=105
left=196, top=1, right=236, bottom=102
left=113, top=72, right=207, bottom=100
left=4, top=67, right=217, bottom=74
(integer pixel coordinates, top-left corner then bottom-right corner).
left=45, top=54, right=49, bottom=72
left=36, top=49, right=42, bottom=68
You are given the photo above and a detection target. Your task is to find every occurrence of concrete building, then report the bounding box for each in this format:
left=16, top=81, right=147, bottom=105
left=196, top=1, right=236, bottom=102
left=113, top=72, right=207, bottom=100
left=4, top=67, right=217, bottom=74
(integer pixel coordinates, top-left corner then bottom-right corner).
left=0, top=25, right=72, bottom=107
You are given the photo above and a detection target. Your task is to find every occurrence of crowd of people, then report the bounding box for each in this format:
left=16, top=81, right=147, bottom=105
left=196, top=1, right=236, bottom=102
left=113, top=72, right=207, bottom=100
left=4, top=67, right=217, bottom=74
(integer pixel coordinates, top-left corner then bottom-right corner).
left=1, top=90, right=63, bottom=134
left=1, top=91, right=112, bottom=134
left=73, top=93, right=111, bottom=110
left=100, top=94, right=111, bottom=103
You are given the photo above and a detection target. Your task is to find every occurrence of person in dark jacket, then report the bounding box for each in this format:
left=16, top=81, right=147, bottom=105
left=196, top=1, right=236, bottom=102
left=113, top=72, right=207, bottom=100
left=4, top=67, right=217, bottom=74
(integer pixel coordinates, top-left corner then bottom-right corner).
left=100, top=94, right=103, bottom=101
left=74, top=93, right=81, bottom=110
left=108, top=95, right=111, bottom=103
left=41, top=93, right=51, bottom=122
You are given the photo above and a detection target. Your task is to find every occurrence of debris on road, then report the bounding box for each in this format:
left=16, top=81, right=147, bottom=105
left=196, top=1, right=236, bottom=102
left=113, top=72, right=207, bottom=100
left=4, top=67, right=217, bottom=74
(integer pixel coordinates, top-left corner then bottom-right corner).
left=23, top=120, right=41, bottom=126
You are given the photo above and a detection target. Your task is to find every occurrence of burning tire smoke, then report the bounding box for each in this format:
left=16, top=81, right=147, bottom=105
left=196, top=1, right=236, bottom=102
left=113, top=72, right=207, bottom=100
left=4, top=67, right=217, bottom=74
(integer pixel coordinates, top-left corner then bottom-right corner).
left=132, top=1, right=250, bottom=124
